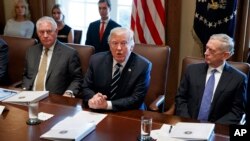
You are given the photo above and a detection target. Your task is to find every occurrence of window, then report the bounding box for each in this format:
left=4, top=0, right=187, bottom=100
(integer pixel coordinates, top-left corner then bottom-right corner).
left=57, top=0, right=132, bottom=44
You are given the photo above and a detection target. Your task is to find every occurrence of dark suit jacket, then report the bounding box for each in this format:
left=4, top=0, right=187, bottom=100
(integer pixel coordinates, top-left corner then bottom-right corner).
left=82, top=51, right=152, bottom=111
left=0, top=38, right=8, bottom=84
left=85, top=19, right=121, bottom=53
left=22, top=41, right=83, bottom=95
left=175, top=63, right=247, bottom=125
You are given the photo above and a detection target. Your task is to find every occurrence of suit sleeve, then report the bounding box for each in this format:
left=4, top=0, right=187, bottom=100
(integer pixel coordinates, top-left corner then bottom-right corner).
left=66, top=50, right=83, bottom=95
left=111, top=62, right=152, bottom=111
left=175, top=66, right=192, bottom=118
left=0, top=42, right=8, bottom=83
left=85, top=24, right=92, bottom=45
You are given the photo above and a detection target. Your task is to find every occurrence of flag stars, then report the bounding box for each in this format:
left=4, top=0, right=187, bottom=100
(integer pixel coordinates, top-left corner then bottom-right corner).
left=224, top=17, right=229, bottom=23
left=208, top=22, right=213, bottom=28
left=199, top=16, right=203, bottom=21
left=195, top=13, right=199, bottom=18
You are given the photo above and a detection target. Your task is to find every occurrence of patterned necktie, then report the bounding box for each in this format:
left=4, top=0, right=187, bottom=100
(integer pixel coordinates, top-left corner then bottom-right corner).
left=198, top=69, right=217, bottom=121
left=35, top=48, right=49, bottom=91
left=99, top=21, right=105, bottom=41
left=110, top=63, right=121, bottom=99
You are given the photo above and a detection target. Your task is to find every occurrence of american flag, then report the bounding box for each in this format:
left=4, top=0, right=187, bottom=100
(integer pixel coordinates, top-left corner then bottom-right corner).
left=131, top=0, right=165, bottom=45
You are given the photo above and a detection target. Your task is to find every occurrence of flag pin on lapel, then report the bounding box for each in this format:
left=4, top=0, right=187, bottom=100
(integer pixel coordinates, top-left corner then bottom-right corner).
left=128, top=68, right=131, bottom=72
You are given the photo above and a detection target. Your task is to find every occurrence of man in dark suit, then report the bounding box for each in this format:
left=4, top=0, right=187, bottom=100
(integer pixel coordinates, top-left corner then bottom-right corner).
left=0, top=38, right=8, bottom=84
left=82, top=27, right=152, bottom=111
left=85, top=0, right=121, bottom=53
left=22, top=16, right=83, bottom=97
left=175, top=34, right=247, bottom=125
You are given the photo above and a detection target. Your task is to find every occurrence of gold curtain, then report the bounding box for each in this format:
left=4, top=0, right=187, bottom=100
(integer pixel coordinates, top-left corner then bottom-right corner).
left=28, top=0, right=56, bottom=22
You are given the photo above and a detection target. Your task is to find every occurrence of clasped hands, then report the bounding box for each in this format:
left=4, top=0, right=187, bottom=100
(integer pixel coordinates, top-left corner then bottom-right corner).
left=88, top=93, right=108, bottom=109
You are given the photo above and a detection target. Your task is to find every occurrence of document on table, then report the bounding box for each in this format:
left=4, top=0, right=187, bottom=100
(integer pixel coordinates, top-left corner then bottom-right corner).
left=0, top=88, right=19, bottom=101
left=2, top=91, right=49, bottom=104
left=40, top=111, right=107, bottom=141
left=169, top=122, right=215, bottom=140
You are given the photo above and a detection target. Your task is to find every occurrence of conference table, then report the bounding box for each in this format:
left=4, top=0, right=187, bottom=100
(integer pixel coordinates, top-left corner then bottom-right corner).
left=0, top=93, right=230, bottom=141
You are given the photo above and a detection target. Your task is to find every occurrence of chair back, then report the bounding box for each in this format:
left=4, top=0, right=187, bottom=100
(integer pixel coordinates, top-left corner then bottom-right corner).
left=0, top=35, right=37, bottom=85
left=65, top=43, right=95, bottom=74
left=73, top=30, right=82, bottom=44
left=133, top=44, right=171, bottom=111
left=182, top=56, right=250, bottom=78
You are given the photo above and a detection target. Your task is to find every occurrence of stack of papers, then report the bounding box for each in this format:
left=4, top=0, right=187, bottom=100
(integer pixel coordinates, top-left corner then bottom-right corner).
left=2, top=91, right=49, bottom=104
left=0, top=88, right=19, bottom=101
left=169, top=122, right=215, bottom=140
left=40, top=111, right=107, bottom=141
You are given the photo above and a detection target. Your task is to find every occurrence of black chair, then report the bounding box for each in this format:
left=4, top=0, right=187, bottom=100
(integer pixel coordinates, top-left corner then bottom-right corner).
left=73, top=30, right=82, bottom=44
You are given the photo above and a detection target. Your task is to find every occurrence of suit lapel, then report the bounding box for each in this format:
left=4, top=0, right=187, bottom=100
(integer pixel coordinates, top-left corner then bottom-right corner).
left=211, top=63, right=232, bottom=106
left=34, top=45, right=43, bottom=73
left=46, top=41, right=62, bottom=80
left=196, top=64, right=209, bottom=106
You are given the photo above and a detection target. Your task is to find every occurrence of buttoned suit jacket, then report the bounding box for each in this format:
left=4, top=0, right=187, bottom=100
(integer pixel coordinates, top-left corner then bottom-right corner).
left=22, top=41, right=83, bottom=95
left=0, top=38, right=8, bottom=84
left=175, top=62, right=247, bottom=124
left=82, top=51, right=152, bottom=111
left=85, top=19, right=121, bottom=53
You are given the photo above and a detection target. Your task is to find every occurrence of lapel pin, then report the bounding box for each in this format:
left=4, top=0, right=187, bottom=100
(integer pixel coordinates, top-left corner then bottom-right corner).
left=128, top=68, right=131, bottom=72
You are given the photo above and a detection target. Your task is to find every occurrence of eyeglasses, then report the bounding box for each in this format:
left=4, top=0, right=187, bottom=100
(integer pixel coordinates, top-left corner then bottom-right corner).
left=110, top=41, right=129, bottom=48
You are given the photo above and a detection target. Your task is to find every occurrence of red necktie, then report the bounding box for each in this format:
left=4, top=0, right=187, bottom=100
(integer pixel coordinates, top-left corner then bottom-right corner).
left=99, top=21, right=105, bottom=41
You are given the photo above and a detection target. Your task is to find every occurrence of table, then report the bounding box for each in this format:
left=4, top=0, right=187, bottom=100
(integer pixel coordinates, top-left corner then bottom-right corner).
left=0, top=94, right=230, bottom=141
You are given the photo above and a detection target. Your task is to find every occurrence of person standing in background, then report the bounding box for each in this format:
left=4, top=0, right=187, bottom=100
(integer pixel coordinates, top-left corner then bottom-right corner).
left=51, top=4, right=74, bottom=43
left=4, top=0, right=34, bottom=38
left=85, top=0, right=121, bottom=53
left=0, top=38, right=8, bottom=85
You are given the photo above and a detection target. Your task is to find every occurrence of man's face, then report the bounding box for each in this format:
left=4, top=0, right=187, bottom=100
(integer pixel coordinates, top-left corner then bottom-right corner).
left=37, top=22, right=57, bottom=48
left=204, top=39, right=229, bottom=68
left=98, top=2, right=110, bottom=20
left=109, top=32, right=133, bottom=63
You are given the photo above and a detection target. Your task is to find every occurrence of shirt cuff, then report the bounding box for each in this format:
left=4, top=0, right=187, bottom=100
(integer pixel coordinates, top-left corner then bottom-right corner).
left=107, top=101, right=112, bottom=110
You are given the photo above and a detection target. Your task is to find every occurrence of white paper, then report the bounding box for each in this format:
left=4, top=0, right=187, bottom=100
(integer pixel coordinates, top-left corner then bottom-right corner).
left=0, top=105, right=5, bottom=115
left=40, top=111, right=107, bottom=141
left=0, top=88, right=19, bottom=101
left=72, top=110, right=107, bottom=125
left=38, top=112, right=54, bottom=121
left=169, top=122, right=215, bottom=140
left=3, top=91, right=49, bottom=103
left=41, top=116, right=95, bottom=141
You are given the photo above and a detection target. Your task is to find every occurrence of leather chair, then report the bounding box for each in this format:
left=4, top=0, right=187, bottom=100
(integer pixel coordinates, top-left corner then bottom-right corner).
left=166, top=56, right=250, bottom=122
left=0, top=35, right=37, bottom=86
left=133, top=44, right=171, bottom=112
left=73, top=30, right=82, bottom=44
left=65, top=43, right=95, bottom=74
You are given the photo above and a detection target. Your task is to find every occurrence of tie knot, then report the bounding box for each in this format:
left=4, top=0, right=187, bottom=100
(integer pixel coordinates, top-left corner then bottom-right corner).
left=116, top=63, right=121, bottom=68
left=44, top=48, right=49, bottom=55
left=211, top=69, right=217, bottom=74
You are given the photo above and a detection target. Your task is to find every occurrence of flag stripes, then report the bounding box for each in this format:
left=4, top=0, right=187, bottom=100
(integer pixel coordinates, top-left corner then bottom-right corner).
left=131, top=0, right=165, bottom=45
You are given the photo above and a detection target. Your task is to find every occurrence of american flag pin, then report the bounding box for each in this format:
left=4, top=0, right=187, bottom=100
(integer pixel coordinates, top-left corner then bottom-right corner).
left=128, top=68, right=131, bottom=72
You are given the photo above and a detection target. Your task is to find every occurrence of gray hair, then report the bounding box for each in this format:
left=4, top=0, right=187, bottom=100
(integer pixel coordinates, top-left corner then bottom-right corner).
left=210, top=33, right=234, bottom=56
left=108, top=27, right=135, bottom=47
left=36, top=16, right=57, bottom=32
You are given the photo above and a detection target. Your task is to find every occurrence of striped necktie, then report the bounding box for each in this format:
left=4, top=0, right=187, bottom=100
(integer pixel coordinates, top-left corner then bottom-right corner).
left=198, top=69, right=217, bottom=121
left=35, top=48, right=49, bottom=91
left=110, top=63, right=121, bottom=99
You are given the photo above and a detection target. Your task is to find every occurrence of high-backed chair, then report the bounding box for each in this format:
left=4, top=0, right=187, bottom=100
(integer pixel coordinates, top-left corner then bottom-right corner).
left=73, top=30, right=82, bottom=44
left=133, top=44, right=171, bottom=112
left=165, top=56, right=250, bottom=118
left=65, top=43, right=95, bottom=74
left=0, top=35, right=37, bottom=85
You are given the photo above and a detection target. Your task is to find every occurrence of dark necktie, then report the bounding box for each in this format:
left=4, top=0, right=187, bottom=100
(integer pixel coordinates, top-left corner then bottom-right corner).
left=198, top=69, right=217, bottom=121
left=35, top=48, right=49, bottom=91
left=110, top=63, right=121, bottom=99
left=99, top=21, right=105, bottom=41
